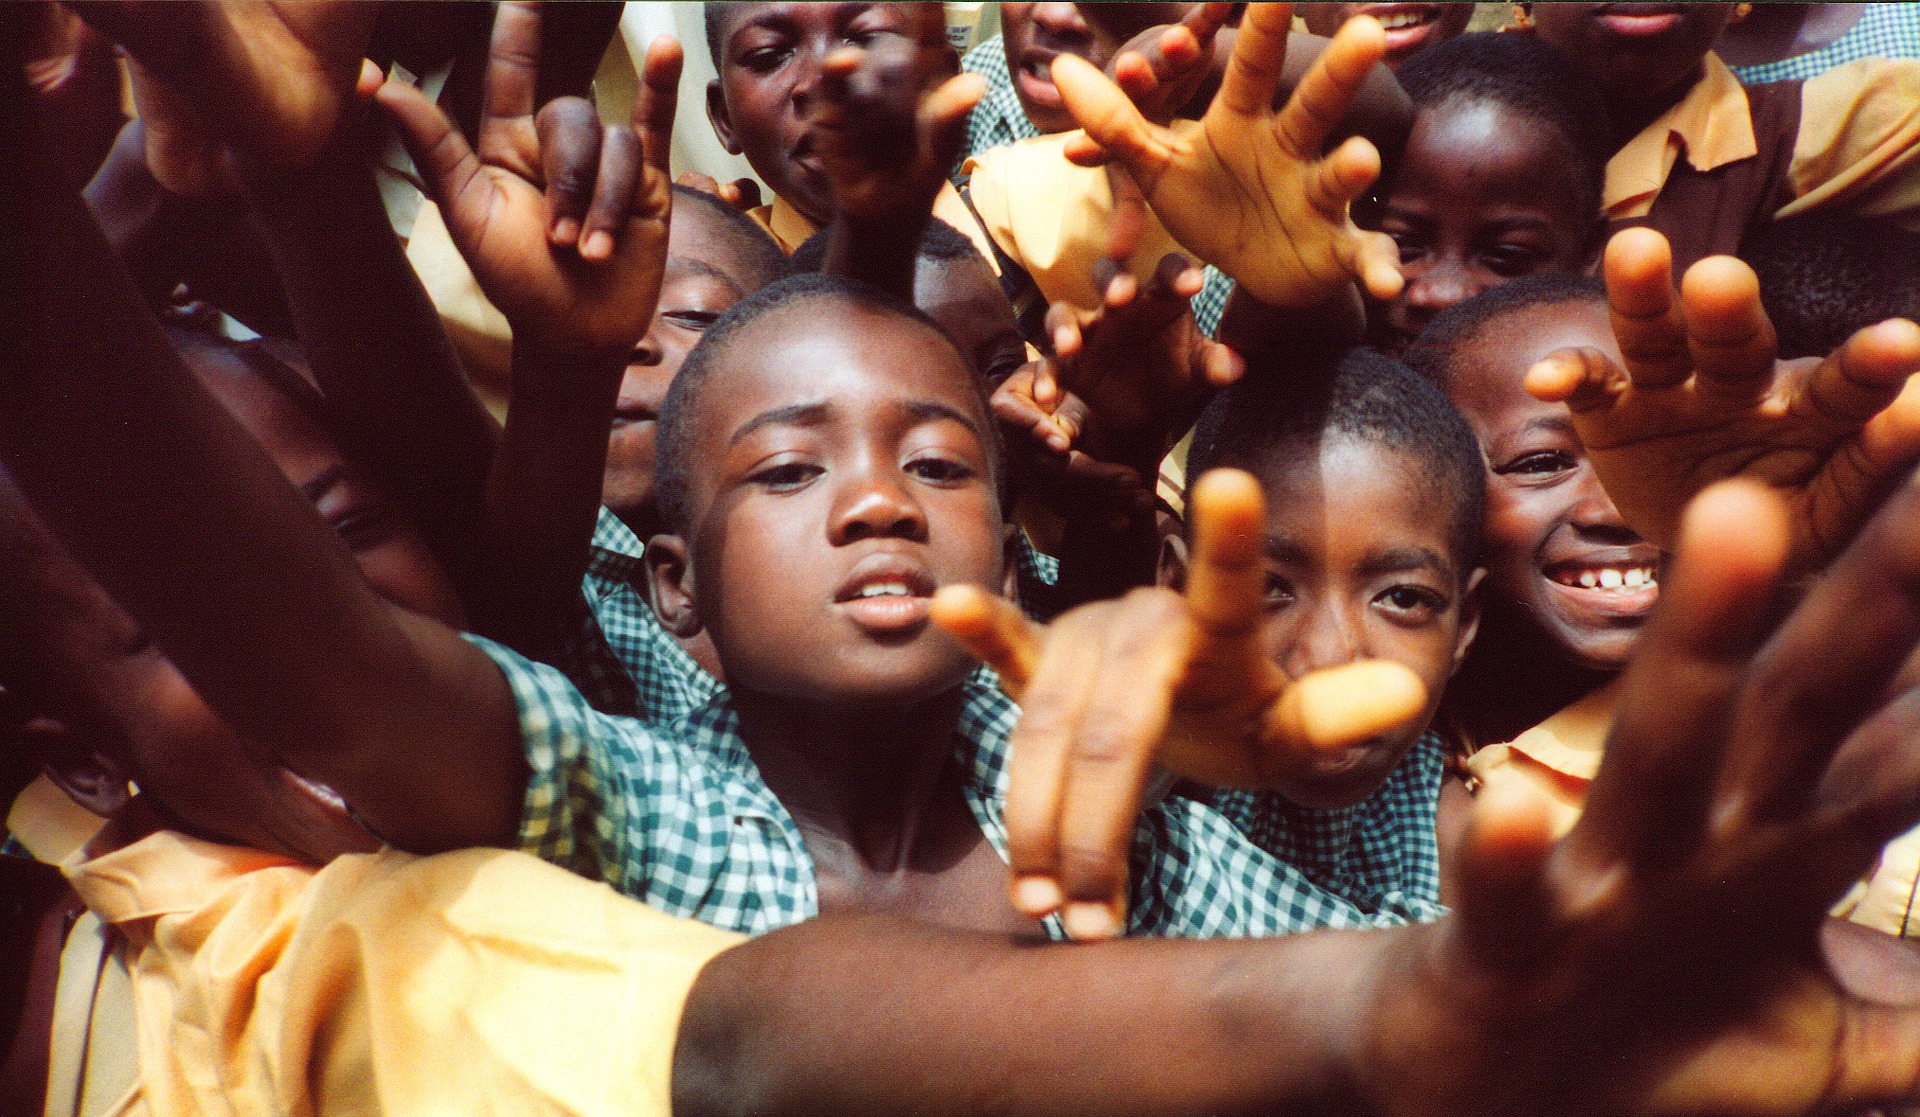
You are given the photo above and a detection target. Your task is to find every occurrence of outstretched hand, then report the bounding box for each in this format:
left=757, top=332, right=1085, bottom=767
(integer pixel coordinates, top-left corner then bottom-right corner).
left=1363, top=475, right=1920, bottom=1115
left=1528, top=227, right=1920, bottom=574
left=809, top=34, right=982, bottom=225
left=1050, top=3, right=1402, bottom=309
left=375, top=2, right=680, bottom=358
left=932, top=470, right=1426, bottom=939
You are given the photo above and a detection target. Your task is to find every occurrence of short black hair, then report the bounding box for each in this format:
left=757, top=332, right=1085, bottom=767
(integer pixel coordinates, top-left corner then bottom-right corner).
left=1392, top=32, right=1611, bottom=223
left=655, top=272, right=996, bottom=532
left=1188, top=348, right=1485, bottom=578
left=786, top=217, right=989, bottom=276
left=703, top=2, right=732, bottom=69
left=1403, top=272, right=1607, bottom=391
left=1743, top=211, right=1920, bottom=360
left=671, top=184, right=787, bottom=293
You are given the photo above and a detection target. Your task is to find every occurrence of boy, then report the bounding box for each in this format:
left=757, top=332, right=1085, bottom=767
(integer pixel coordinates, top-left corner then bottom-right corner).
left=1165, top=350, right=1483, bottom=904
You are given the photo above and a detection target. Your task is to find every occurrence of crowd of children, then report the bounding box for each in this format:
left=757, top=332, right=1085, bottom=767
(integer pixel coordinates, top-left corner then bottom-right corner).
left=7, top=3, right=1920, bottom=1115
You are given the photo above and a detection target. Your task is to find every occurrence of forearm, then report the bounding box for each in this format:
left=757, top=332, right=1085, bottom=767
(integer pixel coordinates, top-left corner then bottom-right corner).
left=238, top=118, right=501, bottom=600
left=674, top=912, right=1389, bottom=1117
left=478, top=343, right=627, bottom=663
left=1, top=96, right=526, bottom=855
left=821, top=209, right=929, bottom=300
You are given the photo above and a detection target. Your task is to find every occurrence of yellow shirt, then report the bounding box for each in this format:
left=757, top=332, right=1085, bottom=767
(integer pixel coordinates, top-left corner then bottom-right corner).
left=1605, top=52, right=1920, bottom=226
left=746, top=194, right=821, bottom=254
left=1466, top=683, right=1920, bottom=937
left=63, top=831, right=743, bottom=1117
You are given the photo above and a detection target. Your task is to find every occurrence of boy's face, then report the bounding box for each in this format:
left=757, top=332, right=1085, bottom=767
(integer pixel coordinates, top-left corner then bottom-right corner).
left=1528, top=4, right=1736, bottom=109
left=915, top=250, right=1031, bottom=386
left=1295, top=4, right=1473, bottom=68
left=1367, top=99, right=1600, bottom=354
left=658, top=300, right=1006, bottom=709
left=707, top=2, right=955, bottom=226
left=1177, top=437, right=1480, bottom=809
left=1446, top=299, right=1659, bottom=671
left=604, top=205, right=761, bottom=537
left=189, top=347, right=466, bottom=630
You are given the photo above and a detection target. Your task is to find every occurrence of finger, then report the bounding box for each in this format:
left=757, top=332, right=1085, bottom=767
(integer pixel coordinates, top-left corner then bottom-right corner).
left=1452, top=774, right=1559, bottom=974
left=1104, top=164, right=1151, bottom=275
left=1061, top=131, right=1112, bottom=167
left=918, top=71, right=987, bottom=182
left=1603, top=226, right=1694, bottom=390
left=1345, top=229, right=1405, bottom=303
left=999, top=607, right=1112, bottom=912
left=1052, top=53, right=1171, bottom=186
left=1199, top=339, right=1246, bottom=388
left=1261, top=659, right=1427, bottom=756
left=1573, top=481, right=1792, bottom=870
left=1273, top=13, right=1384, bottom=157
left=1183, top=469, right=1268, bottom=640
left=1678, top=255, right=1777, bottom=402
left=1809, top=1000, right=1920, bottom=1112
left=1184, top=2, right=1236, bottom=46
left=1802, top=350, right=1920, bottom=564
left=1306, top=135, right=1381, bottom=218
left=534, top=96, right=602, bottom=246
left=1216, top=2, right=1294, bottom=119
left=1525, top=346, right=1630, bottom=416
left=357, top=58, right=385, bottom=99
left=632, top=36, right=684, bottom=179
left=728, top=178, right=763, bottom=209
left=1812, top=687, right=1920, bottom=883
left=374, top=79, right=488, bottom=240
left=929, top=584, right=1041, bottom=698
left=1055, top=601, right=1194, bottom=936
left=1797, top=317, right=1920, bottom=433
left=482, top=0, right=542, bottom=125
left=580, top=125, right=642, bottom=261
left=1722, top=468, right=1920, bottom=825
left=1112, top=49, right=1162, bottom=106
left=1045, top=302, right=1086, bottom=366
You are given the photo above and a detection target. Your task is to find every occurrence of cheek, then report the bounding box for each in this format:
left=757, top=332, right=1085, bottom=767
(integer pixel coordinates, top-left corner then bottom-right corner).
left=1482, top=485, right=1556, bottom=596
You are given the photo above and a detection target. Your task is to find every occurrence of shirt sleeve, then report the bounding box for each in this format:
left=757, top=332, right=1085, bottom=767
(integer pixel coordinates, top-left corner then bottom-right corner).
left=1781, top=57, right=1920, bottom=225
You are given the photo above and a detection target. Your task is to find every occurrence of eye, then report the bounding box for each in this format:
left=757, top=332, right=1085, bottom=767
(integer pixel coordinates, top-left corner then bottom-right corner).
left=1496, top=450, right=1578, bottom=477
left=1481, top=243, right=1551, bottom=278
left=662, top=309, right=722, bottom=333
left=1387, top=227, right=1429, bottom=265
left=330, top=505, right=400, bottom=552
left=739, top=42, right=793, bottom=73
left=751, top=460, right=823, bottom=491
left=905, top=455, right=976, bottom=484
left=1263, top=571, right=1296, bottom=609
left=1374, top=584, right=1446, bottom=625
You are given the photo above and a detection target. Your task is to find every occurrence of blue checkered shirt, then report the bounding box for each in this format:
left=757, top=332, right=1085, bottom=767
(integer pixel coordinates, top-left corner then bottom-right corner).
left=478, top=633, right=1444, bottom=938
left=1727, top=6, right=1920, bottom=85
left=960, top=35, right=1044, bottom=167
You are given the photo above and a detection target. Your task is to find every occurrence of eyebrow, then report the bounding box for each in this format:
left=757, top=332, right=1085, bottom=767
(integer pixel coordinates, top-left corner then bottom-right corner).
left=298, top=464, right=350, bottom=504
left=665, top=256, right=745, bottom=298
left=1357, top=546, right=1454, bottom=582
left=729, top=401, right=834, bottom=447
left=1518, top=414, right=1578, bottom=437
left=905, top=399, right=984, bottom=440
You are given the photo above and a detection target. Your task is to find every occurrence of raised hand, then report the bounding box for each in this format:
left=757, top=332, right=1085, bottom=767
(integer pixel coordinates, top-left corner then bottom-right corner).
left=1527, top=226, right=1920, bottom=572
left=1051, top=4, right=1402, bottom=309
left=1105, top=2, right=1237, bottom=126
left=809, top=32, right=981, bottom=225
left=375, top=2, right=681, bottom=359
left=73, top=0, right=374, bottom=176
left=932, top=469, right=1426, bottom=938
left=989, top=366, right=1152, bottom=533
left=1037, top=253, right=1243, bottom=466
left=1360, top=475, right=1920, bottom=1116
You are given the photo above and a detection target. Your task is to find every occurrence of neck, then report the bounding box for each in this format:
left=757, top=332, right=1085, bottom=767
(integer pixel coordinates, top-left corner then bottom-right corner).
left=732, top=685, right=971, bottom=871
left=1447, top=613, right=1618, bottom=749
left=1609, top=68, right=1704, bottom=152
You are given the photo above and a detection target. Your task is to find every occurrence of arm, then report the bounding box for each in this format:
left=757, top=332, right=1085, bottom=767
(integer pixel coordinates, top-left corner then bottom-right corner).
left=0, top=36, right=527, bottom=856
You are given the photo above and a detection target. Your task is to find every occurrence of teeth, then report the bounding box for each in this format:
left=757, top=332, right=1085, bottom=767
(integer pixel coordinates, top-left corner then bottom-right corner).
left=1599, top=568, right=1622, bottom=589
left=1376, top=11, right=1431, bottom=30
left=1560, top=565, right=1658, bottom=592
left=1623, top=568, right=1646, bottom=588
left=857, top=582, right=911, bottom=599
left=1579, top=571, right=1598, bottom=588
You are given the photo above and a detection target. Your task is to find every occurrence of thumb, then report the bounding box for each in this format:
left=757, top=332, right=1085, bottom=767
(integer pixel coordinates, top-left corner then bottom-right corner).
left=1052, top=53, right=1169, bottom=189
left=373, top=78, right=487, bottom=246
left=1262, top=660, right=1426, bottom=753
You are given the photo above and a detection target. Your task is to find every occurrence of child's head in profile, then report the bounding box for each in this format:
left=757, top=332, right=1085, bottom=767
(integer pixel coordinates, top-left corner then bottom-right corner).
left=1176, top=349, right=1484, bottom=809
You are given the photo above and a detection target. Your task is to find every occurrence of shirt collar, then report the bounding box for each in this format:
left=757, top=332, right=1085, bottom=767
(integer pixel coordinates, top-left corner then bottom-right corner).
left=1603, top=53, right=1759, bottom=218
left=65, top=829, right=304, bottom=926
left=586, top=505, right=646, bottom=583
left=767, top=196, right=821, bottom=255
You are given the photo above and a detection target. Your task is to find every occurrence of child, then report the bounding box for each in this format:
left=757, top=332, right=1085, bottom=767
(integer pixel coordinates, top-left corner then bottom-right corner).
left=1524, top=2, right=1920, bottom=274
left=1169, top=350, right=1484, bottom=906
left=1361, top=32, right=1611, bottom=354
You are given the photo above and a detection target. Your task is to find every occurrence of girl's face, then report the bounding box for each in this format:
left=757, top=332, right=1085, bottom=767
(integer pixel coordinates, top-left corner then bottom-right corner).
left=1366, top=98, right=1601, bottom=354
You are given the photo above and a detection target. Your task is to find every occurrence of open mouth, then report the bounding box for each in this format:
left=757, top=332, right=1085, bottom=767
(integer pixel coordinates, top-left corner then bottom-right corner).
left=1017, top=53, right=1063, bottom=109
left=1546, top=561, right=1657, bottom=592
left=1542, top=557, right=1661, bottom=620
left=834, top=558, right=938, bottom=634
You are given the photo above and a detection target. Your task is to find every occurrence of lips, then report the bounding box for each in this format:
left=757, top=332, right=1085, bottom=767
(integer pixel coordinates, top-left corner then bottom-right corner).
left=1540, top=550, right=1661, bottom=620
left=833, top=553, right=938, bottom=634
left=1591, top=4, right=1687, bottom=38
left=1016, top=50, right=1063, bottom=109
left=1354, top=4, right=1450, bottom=61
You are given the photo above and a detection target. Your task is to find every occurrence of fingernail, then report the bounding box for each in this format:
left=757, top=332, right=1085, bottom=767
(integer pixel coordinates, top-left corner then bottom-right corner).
left=551, top=216, right=580, bottom=245
left=1063, top=901, right=1120, bottom=940
left=1012, top=876, right=1064, bottom=915
left=582, top=230, right=613, bottom=260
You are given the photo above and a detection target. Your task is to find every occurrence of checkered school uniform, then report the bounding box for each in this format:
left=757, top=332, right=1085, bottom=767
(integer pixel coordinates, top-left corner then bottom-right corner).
left=1727, top=4, right=1920, bottom=85
left=478, top=633, right=1445, bottom=938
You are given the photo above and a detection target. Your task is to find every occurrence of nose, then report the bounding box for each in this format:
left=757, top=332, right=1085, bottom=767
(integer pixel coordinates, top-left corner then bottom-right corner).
left=1567, top=465, right=1640, bottom=543
left=1031, top=2, right=1093, bottom=44
left=788, top=43, right=825, bottom=117
left=829, top=462, right=929, bottom=545
left=1282, top=600, right=1364, bottom=679
left=1402, top=255, right=1476, bottom=315
left=630, top=325, right=664, bottom=369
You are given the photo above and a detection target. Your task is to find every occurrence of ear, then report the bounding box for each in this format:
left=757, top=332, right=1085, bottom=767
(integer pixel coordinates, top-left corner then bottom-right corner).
left=34, top=719, right=133, bottom=818
left=644, top=534, right=705, bottom=639
left=706, top=78, right=743, bottom=156
left=1451, top=566, right=1486, bottom=677
left=1157, top=532, right=1190, bottom=591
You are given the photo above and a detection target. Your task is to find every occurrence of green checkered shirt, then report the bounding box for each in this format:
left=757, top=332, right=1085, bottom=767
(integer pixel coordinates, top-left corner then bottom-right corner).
left=478, top=633, right=1445, bottom=938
